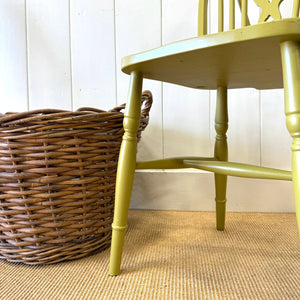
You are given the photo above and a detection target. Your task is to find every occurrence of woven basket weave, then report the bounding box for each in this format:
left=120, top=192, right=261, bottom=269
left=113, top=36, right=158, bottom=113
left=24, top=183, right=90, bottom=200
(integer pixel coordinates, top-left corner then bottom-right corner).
left=0, top=91, right=152, bottom=264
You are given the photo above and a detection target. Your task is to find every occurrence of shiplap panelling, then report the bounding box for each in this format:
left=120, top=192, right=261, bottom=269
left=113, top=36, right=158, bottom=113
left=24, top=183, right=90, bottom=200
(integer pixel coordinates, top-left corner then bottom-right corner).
left=132, top=172, right=215, bottom=211
left=209, top=89, right=261, bottom=166
left=132, top=173, right=294, bottom=212
left=163, top=84, right=211, bottom=158
left=115, top=0, right=163, bottom=161
left=0, top=0, right=28, bottom=113
left=280, top=0, right=295, bottom=19
left=227, top=177, right=294, bottom=212
left=0, top=0, right=296, bottom=212
left=162, top=0, right=211, bottom=158
left=70, top=0, right=116, bottom=111
left=228, top=89, right=261, bottom=165
left=26, top=0, right=71, bottom=110
left=261, top=90, right=292, bottom=169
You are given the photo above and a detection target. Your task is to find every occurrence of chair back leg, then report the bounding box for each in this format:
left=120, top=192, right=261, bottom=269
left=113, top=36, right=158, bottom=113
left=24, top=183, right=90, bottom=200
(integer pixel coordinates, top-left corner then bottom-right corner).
left=214, top=86, right=228, bottom=230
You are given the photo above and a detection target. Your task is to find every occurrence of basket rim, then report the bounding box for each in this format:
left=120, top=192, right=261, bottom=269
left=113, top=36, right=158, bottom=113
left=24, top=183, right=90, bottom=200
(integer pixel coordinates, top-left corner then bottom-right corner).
left=0, top=90, right=153, bottom=126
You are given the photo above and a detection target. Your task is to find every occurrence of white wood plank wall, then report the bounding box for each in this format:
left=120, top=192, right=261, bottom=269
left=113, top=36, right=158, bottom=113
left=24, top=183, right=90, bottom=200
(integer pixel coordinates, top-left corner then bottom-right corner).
left=0, top=0, right=295, bottom=212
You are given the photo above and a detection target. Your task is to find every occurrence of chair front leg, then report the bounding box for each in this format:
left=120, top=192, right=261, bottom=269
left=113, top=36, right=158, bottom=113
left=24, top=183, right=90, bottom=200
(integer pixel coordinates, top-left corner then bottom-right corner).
left=214, top=86, right=228, bottom=230
left=109, top=71, right=143, bottom=275
left=280, top=41, right=300, bottom=235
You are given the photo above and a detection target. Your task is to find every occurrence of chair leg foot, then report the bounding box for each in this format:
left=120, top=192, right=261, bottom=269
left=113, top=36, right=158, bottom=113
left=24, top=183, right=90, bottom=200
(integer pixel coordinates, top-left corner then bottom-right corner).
left=216, top=197, right=226, bottom=231
left=215, top=173, right=227, bottom=230
left=109, top=225, right=127, bottom=276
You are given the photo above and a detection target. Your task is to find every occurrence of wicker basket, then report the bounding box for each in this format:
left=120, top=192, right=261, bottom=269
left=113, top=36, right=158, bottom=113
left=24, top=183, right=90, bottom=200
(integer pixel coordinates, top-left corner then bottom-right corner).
left=0, top=91, right=152, bottom=264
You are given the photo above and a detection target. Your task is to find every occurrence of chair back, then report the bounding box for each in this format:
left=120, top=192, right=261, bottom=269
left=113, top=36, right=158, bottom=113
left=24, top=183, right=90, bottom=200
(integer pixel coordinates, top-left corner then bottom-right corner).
left=198, top=0, right=300, bottom=35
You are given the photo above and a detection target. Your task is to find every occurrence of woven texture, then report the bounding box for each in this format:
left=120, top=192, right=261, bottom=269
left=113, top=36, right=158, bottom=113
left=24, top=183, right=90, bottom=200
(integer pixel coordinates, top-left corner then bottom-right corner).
left=0, top=91, right=152, bottom=264
left=0, top=210, right=299, bottom=299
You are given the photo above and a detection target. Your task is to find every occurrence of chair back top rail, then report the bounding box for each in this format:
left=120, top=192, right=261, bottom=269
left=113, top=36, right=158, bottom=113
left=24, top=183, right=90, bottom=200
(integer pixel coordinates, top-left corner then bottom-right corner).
left=198, top=0, right=300, bottom=36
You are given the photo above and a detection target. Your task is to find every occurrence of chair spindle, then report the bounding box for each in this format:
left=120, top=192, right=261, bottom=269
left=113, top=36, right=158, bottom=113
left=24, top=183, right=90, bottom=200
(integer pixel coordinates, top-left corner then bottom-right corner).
left=219, top=0, right=224, bottom=32
left=293, top=0, right=300, bottom=17
left=241, top=0, right=248, bottom=26
left=198, top=0, right=208, bottom=35
left=199, top=0, right=251, bottom=36
left=230, top=0, right=235, bottom=30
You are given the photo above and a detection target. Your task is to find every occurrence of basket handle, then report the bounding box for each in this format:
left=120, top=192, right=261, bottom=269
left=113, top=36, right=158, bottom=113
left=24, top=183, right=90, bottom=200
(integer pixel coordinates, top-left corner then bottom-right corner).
left=0, top=92, right=153, bottom=125
left=76, top=90, right=153, bottom=119
left=109, top=90, right=153, bottom=118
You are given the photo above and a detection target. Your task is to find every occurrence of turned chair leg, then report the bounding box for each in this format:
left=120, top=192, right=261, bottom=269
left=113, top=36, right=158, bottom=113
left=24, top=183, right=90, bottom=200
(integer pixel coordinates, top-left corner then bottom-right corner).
left=109, top=71, right=143, bottom=276
left=214, top=86, right=228, bottom=230
left=281, top=41, right=300, bottom=235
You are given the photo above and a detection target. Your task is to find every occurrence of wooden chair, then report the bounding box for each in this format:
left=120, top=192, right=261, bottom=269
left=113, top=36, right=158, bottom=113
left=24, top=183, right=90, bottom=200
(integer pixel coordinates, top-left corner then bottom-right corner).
left=109, top=0, right=300, bottom=275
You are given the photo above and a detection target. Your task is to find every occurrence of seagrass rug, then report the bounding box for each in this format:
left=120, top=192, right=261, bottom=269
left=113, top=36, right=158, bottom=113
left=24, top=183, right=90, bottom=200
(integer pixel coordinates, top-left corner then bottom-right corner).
left=0, top=210, right=299, bottom=300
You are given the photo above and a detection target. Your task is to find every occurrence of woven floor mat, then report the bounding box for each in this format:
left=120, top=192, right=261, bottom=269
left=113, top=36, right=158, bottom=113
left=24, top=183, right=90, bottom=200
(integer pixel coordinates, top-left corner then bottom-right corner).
left=1, top=210, right=299, bottom=299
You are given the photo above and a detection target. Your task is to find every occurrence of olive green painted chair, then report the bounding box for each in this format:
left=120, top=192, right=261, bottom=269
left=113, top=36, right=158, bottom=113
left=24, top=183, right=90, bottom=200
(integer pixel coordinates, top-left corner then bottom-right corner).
left=109, top=0, right=300, bottom=275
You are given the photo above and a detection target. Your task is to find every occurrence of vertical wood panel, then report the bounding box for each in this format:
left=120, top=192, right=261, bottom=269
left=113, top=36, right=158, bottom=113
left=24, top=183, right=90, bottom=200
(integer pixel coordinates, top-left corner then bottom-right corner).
left=132, top=172, right=215, bottom=211
left=26, top=0, right=71, bottom=110
left=132, top=172, right=294, bottom=212
left=115, top=0, right=163, bottom=161
left=261, top=90, right=291, bottom=169
left=280, top=0, right=294, bottom=18
left=164, top=85, right=211, bottom=158
left=227, top=177, right=294, bottom=212
left=228, top=89, right=261, bottom=164
left=211, top=89, right=261, bottom=165
left=163, top=0, right=211, bottom=158
left=247, top=0, right=259, bottom=25
left=210, top=0, right=219, bottom=33
left=0, top=0, right=28, bottom=112
left=162, top=0, right=198, bottom=44
left=70, top=0, right=116, bottom=111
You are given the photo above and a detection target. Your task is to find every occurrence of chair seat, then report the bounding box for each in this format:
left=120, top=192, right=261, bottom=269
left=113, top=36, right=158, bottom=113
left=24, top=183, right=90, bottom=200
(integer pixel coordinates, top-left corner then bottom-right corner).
left=122, top=18, right=300, bottom=90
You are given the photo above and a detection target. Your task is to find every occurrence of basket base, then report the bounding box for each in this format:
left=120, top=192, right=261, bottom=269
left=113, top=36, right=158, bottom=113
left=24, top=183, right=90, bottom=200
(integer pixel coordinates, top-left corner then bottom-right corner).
left=0, top=232, right=111, bottom=265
